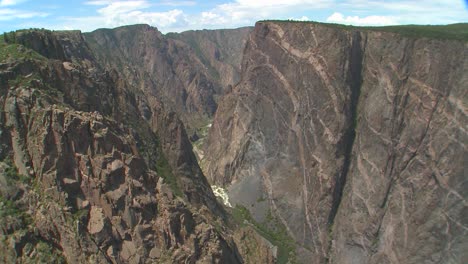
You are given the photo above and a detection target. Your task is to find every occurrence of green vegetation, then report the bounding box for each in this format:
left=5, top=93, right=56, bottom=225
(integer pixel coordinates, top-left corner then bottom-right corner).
left=22, top=241, right=66, bottom=264
left=262, top=20, right=468, bottom=41
left=0, top=40, right=46, bottom=62
left=72, top=208, right=89, bottom=222
left=187, top=116, right=212, bottom=168
left=156, top=152, right=183, bottom=197
left=3, top=159, right=30, bottom=184
left=231, top=205, right=297, bottom=264
left=2, top=31, right=17, bottom=43
left=0, top=158, right=31, bottom=227
left=231, top=204, right=251, bottom=224
left=2, top=28, right=52, bottom=43
left=127, top=118, right=184, bottom=197
left=0, top=197, right=22, bottom=218
left=0, top=196, right=32, bottom=226
left=8, top=72, right=39, bottom=88
left=186, top=115, right=212, bottom=139
left=0, top=42, right=61, bottom=97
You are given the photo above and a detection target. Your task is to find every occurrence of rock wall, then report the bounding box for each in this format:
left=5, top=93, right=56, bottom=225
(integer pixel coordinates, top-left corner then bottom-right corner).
left=204, top=21, right=468, bottom=263
left=330, top=29, right=468, bottom=264
left=84, top=25, right=251, bottom=130
left=0, top=29, right=273, bottom=263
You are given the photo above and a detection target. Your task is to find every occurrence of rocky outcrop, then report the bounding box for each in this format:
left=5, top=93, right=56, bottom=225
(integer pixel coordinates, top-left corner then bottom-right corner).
left=0, top=29, right=272, bottom=263
left=12, top=29, right=95, bottom=63
left=6, top=27, right=227, bottom=218
left=1, top=100, right=239, bottom=263
left=204, top=21, right=467, bottom=263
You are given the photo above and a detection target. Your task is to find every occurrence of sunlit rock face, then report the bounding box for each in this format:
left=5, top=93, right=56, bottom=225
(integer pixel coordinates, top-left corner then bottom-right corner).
left=204, top=21, right=468, bottom=263
left=0, top=27, right=274, bottom=264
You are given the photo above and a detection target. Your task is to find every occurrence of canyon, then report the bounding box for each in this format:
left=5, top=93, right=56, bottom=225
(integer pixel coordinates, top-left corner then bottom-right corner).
left=0, top=21, right=466, bottom=263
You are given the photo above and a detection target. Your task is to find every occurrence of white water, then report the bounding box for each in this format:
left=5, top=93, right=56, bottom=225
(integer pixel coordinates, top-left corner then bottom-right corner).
left=211, top=185, right=232, bottom=207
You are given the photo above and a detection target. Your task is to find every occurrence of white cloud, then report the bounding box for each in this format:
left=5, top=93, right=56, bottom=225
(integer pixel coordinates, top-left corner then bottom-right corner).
left=60, top=8, right=188, bottom=33
left=289, top=16, right=310, bottom=21
left=194, top=0, right=332, bottom=28
left=97, top=1, right=150, bottom=15
left=74, top=0, right=467, bottom=33
left=225, top=0, right=331, bottom=8
left=85, top=0, right=111, bottom=5
left=12, top=0, right=465, bottom=34
left=0, top=8, right=47, bottom=20
left=53, top=0, right=191, bottom=32
left=159, top=1, right=196, bottom=6
left=85, top=0, right=197, bottom=7
left=0, top=0, right=27, bottom=6
left=326, top=12, right=398, bottom=26
left=337, top=0, right=467, bottom=25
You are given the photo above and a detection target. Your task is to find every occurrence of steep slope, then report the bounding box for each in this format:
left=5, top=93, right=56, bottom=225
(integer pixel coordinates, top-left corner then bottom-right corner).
left=205, top=22, right=361, bottom=262
left=167, top=27, right=251, bottom=96
left=0, top=29, right=273, bottom=263
left=329, top=27, right=468, bottom=264
left=9, top=28, right=224, bottom=218
left=204, top=21, right=468, bottom=263
left=84, top=25, right=251, bottom=131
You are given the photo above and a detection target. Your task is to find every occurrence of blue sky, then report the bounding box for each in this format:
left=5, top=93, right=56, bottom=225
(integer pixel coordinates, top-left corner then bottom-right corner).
left=0, top=0, right=467, bottom=33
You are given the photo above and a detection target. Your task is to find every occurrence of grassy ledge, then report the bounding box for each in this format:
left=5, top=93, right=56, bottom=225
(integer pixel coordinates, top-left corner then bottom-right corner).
left=232, top=205, right=297, bottom=264
left=261, top=20, right=468, bottom=41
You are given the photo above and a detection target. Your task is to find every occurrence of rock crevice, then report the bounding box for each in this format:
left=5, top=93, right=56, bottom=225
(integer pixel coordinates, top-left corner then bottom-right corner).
left=328, top=31, right=365, bottom=226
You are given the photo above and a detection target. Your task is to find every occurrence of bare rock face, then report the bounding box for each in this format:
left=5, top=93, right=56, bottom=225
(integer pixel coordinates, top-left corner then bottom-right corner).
left=204, top=21, right=467, bottom=263
left=205, top=22, right=359, bottom=262
left=84, top=25, right=251, bottom=130
left=0, top=29, right=273, bottom=263
left=168, top=28, right=251, bottom=94
left=9, top=26, right=226, bottom=218
left=329, top=30, right=468, bottom=264
left=1, top=96, right=239, bottom=263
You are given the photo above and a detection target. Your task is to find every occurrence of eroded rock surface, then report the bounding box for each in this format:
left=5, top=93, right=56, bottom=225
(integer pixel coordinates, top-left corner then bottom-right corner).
left=84, top=25, right=251, bottom=130
left=0, top=28, right=272, bottom=263
left=204, top=21, right=468, bottom=263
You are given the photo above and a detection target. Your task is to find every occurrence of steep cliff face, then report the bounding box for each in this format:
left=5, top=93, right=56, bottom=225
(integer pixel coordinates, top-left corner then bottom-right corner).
left=205, top=22, right=360, bottom=262
left=84, top=25, right=251, bottom=130
left=204, top=21, right=467, bottom=263
left=167, top=27, right=251, bottom=95
left=0, top=30, right=273, bottom=263
left=330, top=30, right=468, bottom=264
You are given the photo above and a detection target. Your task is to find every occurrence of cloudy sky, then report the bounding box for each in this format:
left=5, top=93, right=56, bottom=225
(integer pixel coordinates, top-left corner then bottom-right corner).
left=0, top=0, right=467, bottom=33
